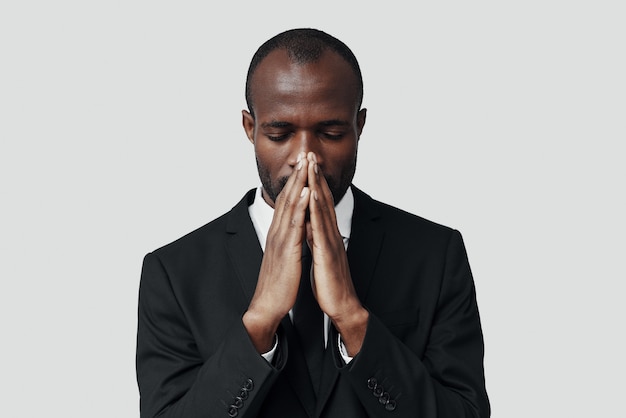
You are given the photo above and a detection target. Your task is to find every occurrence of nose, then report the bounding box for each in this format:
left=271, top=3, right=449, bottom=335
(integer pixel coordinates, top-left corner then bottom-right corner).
left=291, top=131, right=320, bottom=165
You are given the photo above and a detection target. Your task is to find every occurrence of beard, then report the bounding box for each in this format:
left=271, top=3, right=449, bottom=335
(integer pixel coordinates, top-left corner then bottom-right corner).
left=256, top=154, right=357, bottom=206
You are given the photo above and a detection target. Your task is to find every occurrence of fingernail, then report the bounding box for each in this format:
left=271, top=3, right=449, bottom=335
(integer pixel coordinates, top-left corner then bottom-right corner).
left=313, top=191, right=318, bottom=201
left=301, top=187, right=308, bottom=198
left=297, top=153, right=303, bottom=163
left=314, top=163, right=318, bottom=174
left=297, top=160, right=303, bottom=170
left=312, top=153, right=317, bottom=163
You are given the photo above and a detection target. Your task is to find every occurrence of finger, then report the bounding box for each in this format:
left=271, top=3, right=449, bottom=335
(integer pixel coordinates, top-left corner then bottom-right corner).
left=307, top=154, right=338, bottom=230
left=274, top=152, right=309, bottom=214
left=315, top=162, right=338, bottom=226
left=271, top=152, right=309, bottom=227
left=269, top=152, right=311, bottom=246
left=307, top=157, right=340, bottom=248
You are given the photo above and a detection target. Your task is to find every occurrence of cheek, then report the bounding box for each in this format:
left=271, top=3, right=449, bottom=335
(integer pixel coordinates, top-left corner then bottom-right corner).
left=256, top=143, right=288, bottom=172
left=327, top=143, right=357, bottom=168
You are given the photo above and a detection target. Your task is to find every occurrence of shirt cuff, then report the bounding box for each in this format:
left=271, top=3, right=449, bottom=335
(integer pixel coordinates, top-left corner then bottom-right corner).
left=338, top=334, right=354, bottom=364
left=261, top=334, right=278, bottom=364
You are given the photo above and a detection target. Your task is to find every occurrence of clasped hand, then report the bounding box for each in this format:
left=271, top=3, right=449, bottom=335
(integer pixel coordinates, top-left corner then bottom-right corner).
left=243, top=152, right=368, bottom=356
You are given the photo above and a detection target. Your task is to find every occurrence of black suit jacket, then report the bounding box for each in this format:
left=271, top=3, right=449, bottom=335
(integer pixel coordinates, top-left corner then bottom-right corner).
left=136, top=186, right=490, bottom=417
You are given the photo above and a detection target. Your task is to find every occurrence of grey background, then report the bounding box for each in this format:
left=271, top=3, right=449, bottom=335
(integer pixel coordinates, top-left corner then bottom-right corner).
left=1, top=1, right=624, bottom=416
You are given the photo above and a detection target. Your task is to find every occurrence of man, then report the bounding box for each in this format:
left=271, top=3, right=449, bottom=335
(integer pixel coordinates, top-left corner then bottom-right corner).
left=137, top=28, right=490, bottom=418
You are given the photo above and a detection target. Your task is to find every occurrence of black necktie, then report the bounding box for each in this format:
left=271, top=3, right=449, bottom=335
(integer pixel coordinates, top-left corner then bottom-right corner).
left=293, top=242, right=324, bottom=394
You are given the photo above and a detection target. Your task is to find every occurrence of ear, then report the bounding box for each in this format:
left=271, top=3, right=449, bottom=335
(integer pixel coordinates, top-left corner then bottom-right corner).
left=242, top=110, right=255, bottom=144
left=356, top=108, right=367, bottom=139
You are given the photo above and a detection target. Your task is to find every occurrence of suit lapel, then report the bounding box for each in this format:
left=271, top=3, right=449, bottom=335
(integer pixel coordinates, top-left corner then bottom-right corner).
left=225, top=189, right=263, bottom=302
left=347, top=186, right=385, bottom=302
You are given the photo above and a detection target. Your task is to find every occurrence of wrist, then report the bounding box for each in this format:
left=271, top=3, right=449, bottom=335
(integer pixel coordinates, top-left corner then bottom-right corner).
left=332, top=306, right=369, bottom=356
left=243, top=309, right=281, bottom=353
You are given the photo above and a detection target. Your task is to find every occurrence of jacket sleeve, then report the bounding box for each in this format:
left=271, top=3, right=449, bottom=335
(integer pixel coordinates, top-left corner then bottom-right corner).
left=136, top=252, right=286, bottom=418
left=335, top=230, right=490, bottom=418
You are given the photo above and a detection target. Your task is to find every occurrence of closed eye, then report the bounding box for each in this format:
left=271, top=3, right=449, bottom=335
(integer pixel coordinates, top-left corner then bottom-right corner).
left=318, top=119, right=349, bottom=141
left=261, top=121, right=292, bottom=142
left=266, top=133, right=290, bottom=142
left=321, top=132, right=344, bottom=140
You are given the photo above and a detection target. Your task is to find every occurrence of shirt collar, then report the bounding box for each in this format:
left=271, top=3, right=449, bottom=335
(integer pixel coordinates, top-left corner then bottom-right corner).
left=334, top=186, right=354, bottom=241
left=248, top=185, right=354, bottom=251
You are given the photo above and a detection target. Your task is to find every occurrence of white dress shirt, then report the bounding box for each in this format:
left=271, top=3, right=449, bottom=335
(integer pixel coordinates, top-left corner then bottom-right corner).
left=248, top=186, right=355, bottom=364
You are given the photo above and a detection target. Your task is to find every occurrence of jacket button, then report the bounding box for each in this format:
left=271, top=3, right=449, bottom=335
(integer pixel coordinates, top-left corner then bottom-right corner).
left=367, top=377, right=377, bottom=390
left=385, top=399, right=397, bottom=411
left=373, top=385, right=384, bottom=397
left=244, top=378, right=254, bottom=391
left=238, top=388, right=249, bottom=400
left=227, top=405, right=238, bottom=417
left=379, top=392, right=390, bottom=404
left=233, top=396, right=244, bottom=408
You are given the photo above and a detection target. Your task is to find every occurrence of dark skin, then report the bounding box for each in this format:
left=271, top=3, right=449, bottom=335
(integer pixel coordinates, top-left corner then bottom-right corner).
left=241, top=49, right=368, bottom=357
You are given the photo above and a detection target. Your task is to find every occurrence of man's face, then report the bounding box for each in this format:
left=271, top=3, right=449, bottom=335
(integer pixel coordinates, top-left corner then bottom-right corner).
left=243, top=49, right=366, bottom=207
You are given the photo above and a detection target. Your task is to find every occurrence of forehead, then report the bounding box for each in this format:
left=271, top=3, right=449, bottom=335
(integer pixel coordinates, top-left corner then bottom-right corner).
left=249, top=49, right=360, bottom=117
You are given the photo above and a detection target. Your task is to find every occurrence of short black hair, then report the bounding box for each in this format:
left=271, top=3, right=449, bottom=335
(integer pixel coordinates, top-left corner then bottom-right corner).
left=245, top=28, right=363, bottom=117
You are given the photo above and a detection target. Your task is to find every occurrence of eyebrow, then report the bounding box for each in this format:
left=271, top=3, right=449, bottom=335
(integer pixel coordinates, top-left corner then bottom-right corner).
left=261, top=121, right=292, bottom=129
left=318, top=119, right=349, bottom=127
